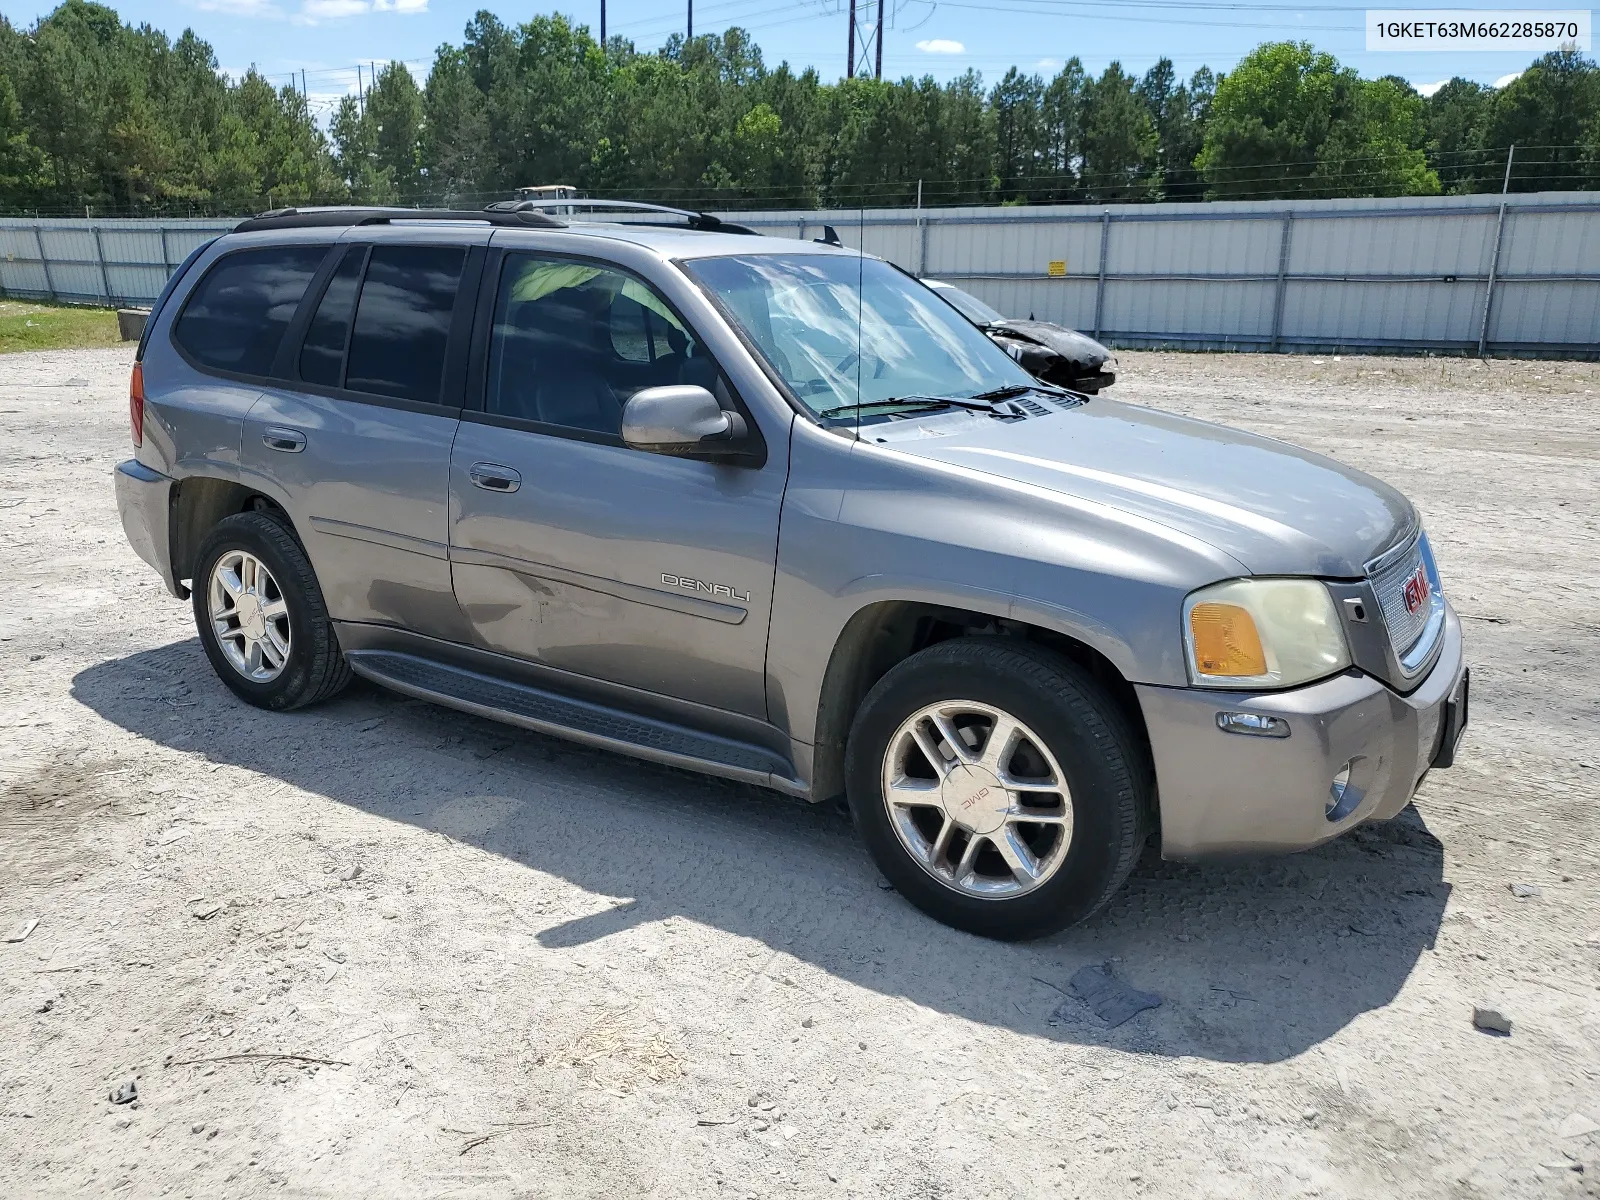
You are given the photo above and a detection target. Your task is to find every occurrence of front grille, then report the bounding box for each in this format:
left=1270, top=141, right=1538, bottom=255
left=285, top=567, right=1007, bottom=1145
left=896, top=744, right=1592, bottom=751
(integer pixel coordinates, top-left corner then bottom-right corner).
left=1367, top=534, right=1435, bottom=658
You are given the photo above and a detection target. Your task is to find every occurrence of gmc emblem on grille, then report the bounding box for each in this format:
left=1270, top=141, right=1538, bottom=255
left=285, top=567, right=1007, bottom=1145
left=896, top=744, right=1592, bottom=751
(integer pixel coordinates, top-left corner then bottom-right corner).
left=1402, top=566, right=1431, bottom=614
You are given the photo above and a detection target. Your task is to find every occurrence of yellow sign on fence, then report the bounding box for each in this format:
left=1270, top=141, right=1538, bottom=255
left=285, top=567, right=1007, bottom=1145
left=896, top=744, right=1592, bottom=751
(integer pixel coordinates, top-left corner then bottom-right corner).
left=1047, top=260, right=1067, bottom=277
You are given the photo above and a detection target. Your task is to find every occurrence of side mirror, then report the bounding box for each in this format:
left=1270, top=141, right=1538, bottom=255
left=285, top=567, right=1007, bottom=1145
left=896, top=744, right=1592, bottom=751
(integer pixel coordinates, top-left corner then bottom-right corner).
left=621, top=385, right=750, bottom=460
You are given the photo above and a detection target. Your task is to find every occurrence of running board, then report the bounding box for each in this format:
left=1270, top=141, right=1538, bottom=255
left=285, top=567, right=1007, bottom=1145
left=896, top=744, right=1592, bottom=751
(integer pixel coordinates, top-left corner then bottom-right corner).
left=346, top=649, right=803, bottom=794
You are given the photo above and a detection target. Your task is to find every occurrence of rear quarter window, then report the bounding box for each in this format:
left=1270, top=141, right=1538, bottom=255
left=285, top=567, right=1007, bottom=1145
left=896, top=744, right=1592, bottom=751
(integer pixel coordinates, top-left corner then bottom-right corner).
left=343, top=245, right=465, bottom=404
left=173, top=245, right=328, bottom=376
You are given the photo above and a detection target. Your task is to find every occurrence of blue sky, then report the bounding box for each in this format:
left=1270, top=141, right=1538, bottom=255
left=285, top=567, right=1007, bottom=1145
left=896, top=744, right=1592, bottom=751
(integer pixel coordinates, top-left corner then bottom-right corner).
left=2, top=0, right=1559, bottom=118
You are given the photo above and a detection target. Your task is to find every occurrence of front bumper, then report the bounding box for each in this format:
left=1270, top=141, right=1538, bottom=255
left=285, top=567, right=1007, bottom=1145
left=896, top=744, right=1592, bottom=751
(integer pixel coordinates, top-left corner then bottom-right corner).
left=1136, top=603, right=1467, bottom=859
left=114, top=459, right=182, bottom=598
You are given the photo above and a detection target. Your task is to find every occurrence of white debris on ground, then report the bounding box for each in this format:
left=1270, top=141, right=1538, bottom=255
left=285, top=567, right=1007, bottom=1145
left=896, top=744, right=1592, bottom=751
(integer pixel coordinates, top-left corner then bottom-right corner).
left=0, top=346, right=1597, bottom=1198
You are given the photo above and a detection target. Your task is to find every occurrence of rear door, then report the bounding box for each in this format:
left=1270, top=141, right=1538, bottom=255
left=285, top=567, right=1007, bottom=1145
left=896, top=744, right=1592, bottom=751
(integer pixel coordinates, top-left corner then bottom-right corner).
left=239, top=227, right=487, bottom=642
left=448, top=248, right=786, bottom=719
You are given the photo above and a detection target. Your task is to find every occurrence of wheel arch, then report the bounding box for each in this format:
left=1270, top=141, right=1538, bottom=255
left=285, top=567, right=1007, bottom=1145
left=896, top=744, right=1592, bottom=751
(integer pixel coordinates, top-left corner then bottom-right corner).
left=169, top=475, right=296, bottom=595
left=809, top=599, right=1154, bottom=808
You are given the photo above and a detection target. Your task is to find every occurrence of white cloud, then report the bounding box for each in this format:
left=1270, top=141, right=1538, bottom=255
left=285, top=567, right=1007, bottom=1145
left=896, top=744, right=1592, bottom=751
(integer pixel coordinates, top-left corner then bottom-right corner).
left=193, top=0, right=284, bottom=15
left=293, top=0, right=426, bottom=21
left=1036, top=58, right=1060, bottom=70
left=1414, top=79, right=1448, bottom=97
left=300, top=0, right=367, bottom=16
left=915, top=38, right=965, bottom=54
left=1493, top=71, right=1523, bottom=88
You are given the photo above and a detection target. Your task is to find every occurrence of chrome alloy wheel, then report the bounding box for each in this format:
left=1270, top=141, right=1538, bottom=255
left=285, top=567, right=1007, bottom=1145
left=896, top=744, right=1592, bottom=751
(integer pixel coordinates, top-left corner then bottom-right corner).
left=881, top=700, right=1073, bottom=899
left=208, top=550, right=291, bottom=683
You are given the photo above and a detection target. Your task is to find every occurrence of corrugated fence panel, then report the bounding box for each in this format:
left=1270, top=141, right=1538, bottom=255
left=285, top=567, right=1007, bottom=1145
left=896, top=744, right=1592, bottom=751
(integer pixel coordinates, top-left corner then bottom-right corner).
left=1108, top=280, right=1277, bottom=340
left=1292, top=211, right=1496, bottom=279
left=0, top=218, right=231, bottom=305
left=1492, top=280, right=1600, bottom=346
left=1282, top=280, right=1486, bottom=346
left=1114, top=216, right=1279, bottom=277
left=1500, top=207, right=1600, bottom=275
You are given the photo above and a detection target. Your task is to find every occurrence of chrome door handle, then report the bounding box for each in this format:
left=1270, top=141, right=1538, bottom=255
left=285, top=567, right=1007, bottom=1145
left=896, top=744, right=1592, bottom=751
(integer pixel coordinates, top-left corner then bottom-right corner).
left=469, top=463, right=521, bottom=493
left=263, top=427, right=306, bottom=453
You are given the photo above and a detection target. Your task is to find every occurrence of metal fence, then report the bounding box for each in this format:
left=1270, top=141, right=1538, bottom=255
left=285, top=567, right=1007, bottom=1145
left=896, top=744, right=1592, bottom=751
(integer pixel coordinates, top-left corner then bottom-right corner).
left=0, top=217, right=235, bottom=311
left=3, top=192, right=1598, bottom=357
left=735, top=191, right=1600, bottom=358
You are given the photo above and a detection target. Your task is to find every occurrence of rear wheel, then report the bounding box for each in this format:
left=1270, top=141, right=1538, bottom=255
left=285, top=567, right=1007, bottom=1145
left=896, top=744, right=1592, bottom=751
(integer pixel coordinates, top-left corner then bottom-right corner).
left=845, top=637, right=1148, bottom=940
left=192, top=512, right=351, bottom=711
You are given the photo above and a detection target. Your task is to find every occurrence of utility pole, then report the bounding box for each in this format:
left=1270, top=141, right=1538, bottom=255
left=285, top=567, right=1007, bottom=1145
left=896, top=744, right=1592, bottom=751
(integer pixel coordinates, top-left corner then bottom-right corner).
left=356, top=64, right=364, bottom=115
left=875, top=0, right=883, bottom=79
left=847, top=0, right=856, bottom=78
left=600, top=0, right=606, bottom=46
left=847, top=0, right=882, bottom=81
left=687, top=0, right=693, bottom=40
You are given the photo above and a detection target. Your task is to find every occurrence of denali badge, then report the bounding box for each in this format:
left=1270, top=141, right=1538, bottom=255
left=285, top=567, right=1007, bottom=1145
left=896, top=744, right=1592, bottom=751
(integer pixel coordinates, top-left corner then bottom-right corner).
left=1402, top=565, right=1431, bottom=614
left=661, top=573, right=751, bottom=604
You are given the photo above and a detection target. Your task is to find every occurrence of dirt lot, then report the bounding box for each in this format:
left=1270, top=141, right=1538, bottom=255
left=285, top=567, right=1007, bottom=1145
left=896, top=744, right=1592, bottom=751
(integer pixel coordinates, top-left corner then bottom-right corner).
left=1, top=347, right=1597, bottom=1199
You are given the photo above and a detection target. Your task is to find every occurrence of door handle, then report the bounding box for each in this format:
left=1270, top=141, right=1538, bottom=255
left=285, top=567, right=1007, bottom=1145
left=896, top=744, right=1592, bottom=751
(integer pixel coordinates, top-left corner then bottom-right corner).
left=470, top=463, right=521, bottom=493
left=263, top=427, right=307, bottom=453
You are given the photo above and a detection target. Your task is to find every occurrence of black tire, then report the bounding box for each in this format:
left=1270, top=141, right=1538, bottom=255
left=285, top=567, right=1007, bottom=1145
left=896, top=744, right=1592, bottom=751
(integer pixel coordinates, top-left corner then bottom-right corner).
left=191, top=511, right=351, bottom=711
left=845, top=637, right=1149, bottom=941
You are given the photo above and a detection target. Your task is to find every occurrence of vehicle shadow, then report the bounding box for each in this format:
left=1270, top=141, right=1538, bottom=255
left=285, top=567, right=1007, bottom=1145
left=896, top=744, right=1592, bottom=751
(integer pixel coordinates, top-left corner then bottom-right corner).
left=72, top=639, right=1451, bottom=1065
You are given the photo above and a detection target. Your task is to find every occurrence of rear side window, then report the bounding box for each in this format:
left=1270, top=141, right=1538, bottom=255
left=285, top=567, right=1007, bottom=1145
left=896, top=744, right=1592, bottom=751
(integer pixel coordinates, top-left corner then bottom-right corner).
left=173, top=246, right=326, bottom=376
left=298, top=247, right=365, bottom=387
left=344, top=245, right=465, bottom=404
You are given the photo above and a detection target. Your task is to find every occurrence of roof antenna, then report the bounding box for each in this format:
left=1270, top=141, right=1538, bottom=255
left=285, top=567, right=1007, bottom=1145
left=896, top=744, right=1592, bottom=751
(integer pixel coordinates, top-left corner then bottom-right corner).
left=815, top=225, right=843, bottom=247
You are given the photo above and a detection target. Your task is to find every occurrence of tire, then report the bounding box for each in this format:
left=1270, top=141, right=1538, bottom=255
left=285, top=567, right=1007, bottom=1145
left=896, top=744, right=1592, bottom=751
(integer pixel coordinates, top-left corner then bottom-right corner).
left=844, top=637, right=1149, bottom=941
left=191, top=511, right=351, bottom=711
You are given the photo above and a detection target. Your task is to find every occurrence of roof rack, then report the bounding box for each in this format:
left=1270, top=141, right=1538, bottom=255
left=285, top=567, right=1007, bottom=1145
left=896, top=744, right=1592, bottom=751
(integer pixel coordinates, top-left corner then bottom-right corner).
left=487, top=197, right=760, bottom=236
left=233, top=206, right=564, bottom=234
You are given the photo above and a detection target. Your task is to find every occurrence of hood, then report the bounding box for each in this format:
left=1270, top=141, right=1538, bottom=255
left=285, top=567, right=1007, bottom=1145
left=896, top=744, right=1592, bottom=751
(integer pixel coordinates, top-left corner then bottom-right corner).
left=989, top=320, right=1110, bottom=369
left=879, top=398, right=1413, bottom=577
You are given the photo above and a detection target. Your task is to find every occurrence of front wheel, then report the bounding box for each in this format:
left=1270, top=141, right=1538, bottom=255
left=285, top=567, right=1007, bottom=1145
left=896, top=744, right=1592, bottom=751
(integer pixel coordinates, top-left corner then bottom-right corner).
left=845, top=638, right=1150, bottom=940
left=192, top=511, right=351, bottom=711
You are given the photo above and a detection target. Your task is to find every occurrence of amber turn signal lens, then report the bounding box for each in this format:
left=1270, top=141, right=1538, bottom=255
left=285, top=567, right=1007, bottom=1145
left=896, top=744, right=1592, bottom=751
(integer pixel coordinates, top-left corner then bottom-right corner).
left=1189, top=602, right=1268, bottom=677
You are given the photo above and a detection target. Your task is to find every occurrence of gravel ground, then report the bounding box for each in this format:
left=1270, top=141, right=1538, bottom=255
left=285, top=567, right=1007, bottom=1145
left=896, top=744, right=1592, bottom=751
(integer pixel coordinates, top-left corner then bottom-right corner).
left=1, top=346, right=1597, bottom=1199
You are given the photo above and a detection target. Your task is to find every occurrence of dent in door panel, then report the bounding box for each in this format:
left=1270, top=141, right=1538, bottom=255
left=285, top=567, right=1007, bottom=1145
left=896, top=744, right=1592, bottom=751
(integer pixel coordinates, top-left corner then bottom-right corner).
left=455, top=561, right=766, bottom=714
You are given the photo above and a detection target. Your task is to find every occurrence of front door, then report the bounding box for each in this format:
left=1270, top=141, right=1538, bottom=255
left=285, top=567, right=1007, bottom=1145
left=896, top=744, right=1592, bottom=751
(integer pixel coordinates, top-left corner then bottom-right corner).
left=241, top=232, right=486, bottom=643
left=448, top=250, right=786, bottom=719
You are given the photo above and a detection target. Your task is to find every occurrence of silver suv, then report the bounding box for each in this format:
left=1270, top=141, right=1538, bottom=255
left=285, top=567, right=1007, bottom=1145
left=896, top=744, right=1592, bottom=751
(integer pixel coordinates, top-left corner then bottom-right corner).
left=115, top=205, right=1469, bottom=940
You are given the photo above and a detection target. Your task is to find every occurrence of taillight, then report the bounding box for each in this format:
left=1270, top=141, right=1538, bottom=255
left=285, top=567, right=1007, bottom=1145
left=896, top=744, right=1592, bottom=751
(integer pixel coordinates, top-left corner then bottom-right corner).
left=129, top=361, right=145, bottom=447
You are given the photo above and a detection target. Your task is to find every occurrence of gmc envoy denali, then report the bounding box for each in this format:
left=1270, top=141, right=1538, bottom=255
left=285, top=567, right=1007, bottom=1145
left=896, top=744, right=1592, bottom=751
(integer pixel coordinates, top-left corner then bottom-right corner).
left=115, top=203, right=1469, bottom=940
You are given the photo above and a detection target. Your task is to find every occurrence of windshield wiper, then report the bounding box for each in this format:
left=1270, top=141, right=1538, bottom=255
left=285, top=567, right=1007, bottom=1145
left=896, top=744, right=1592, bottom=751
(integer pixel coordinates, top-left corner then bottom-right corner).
left=817, top=394, right=997, bottom=420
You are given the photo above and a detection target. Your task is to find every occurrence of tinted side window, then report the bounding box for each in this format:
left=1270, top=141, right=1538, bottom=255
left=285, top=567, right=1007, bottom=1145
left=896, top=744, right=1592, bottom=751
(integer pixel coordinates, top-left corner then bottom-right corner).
left=173, top=246, right=326, bottom=376
left=298, top=246, right=365, bottom=387
left=345, top=245, right=465, bottom=404
left=486, top=254, right=711, bottom=436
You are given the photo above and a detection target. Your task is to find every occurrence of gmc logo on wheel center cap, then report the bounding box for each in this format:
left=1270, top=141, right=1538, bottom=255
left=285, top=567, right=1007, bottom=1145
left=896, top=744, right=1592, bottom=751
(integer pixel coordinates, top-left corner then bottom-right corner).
left=961, top=786, right=991, bottom=811
left=1402, top=565, right=1431, bottom=614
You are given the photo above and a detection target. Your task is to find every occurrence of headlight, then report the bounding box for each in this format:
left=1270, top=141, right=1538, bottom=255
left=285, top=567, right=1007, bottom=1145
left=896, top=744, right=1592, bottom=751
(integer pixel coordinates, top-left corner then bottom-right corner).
left=1183, top=578, right=1351, bottom=689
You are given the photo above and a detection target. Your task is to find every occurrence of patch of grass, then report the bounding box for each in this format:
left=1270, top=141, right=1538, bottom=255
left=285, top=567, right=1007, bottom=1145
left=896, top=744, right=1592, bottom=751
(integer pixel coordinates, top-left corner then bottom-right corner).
left=0, top=299, right=122, bottom=354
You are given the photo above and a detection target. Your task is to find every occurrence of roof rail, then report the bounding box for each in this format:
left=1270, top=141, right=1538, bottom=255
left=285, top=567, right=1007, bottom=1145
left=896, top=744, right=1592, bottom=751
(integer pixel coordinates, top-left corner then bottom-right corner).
left=488, top=197, right=760, bottom=236
left=233, top=206, right=564, bottom=234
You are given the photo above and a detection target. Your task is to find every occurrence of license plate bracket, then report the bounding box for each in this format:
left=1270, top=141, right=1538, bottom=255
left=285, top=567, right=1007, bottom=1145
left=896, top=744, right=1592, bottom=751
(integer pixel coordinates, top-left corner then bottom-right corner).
left=1430, top=668, right=1470, bottom=769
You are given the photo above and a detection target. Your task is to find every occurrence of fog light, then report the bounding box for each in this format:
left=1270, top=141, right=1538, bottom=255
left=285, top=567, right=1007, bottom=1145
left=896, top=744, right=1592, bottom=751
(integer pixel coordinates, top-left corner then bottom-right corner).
left=1326, top=758, right=1365, bottom=821
left=1215, top=711, right=1290, bottom=738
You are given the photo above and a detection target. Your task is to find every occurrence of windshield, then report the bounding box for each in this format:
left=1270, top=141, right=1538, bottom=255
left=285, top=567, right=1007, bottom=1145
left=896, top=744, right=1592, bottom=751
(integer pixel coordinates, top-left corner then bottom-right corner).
left=931, top=283, right=1006, bottom=327
left=684, top=254, right=1035, bottom=419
